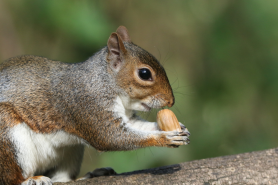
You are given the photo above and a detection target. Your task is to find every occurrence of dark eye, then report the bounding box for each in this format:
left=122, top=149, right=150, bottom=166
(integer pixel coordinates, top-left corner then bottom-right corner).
left=138, top=68, right=152, bottom=81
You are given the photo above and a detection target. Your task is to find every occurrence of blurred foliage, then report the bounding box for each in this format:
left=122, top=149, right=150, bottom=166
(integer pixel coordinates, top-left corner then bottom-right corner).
left=1, top=0, right=278, bottom=177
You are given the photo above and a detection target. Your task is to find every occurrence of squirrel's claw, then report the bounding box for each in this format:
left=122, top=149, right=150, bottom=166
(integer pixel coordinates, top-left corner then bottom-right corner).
left=179, top=122, right=190, bottom=136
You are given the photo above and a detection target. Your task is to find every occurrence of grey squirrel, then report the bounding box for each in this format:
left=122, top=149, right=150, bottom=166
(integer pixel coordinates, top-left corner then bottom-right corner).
left=0, top=26, right=190, bottom=185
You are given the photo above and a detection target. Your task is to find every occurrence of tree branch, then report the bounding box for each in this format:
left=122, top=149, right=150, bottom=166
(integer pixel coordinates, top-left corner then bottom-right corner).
left=54, top=148, right=278, bottom=184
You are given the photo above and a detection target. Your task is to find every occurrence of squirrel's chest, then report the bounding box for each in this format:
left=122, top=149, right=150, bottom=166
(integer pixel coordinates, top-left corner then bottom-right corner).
left=8, top=123, right=84, bottom=178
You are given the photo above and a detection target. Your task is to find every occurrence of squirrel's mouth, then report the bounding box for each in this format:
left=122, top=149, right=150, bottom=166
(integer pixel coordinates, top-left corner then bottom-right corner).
left=141, top=103, right=151, bottom=111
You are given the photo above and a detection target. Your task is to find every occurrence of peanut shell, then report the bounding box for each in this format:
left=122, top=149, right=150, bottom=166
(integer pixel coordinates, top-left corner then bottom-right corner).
left=157, top=109, right=181, bottom=132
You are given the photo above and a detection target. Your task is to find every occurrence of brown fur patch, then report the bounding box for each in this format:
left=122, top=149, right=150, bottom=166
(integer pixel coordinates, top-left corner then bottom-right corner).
left=0, top=103, right=25, bottom=184
left=0, top=140, right=24, bottom=185
left=139, top=134, right=169, bottom=148
left=0, top=103, right=23, bottom=126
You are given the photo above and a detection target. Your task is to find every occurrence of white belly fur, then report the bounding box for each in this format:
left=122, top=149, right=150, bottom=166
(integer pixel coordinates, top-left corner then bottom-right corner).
left=8, top=123, right=85, bottom=182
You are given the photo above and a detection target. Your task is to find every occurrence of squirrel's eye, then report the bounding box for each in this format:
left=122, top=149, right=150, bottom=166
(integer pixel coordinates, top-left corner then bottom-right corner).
left=138, top=68, right=152, bottom=81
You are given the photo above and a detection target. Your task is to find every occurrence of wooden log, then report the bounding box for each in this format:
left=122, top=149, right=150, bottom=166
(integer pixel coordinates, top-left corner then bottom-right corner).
left=54, top=148, right=278, bottom=185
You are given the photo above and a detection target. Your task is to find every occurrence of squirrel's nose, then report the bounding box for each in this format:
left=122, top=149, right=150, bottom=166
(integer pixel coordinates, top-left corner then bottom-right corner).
left=167, top=97, right=175, bottom=108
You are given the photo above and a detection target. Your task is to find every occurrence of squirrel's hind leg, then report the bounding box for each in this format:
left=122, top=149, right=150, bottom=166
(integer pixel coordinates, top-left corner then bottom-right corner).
left=49, top=145, right=84, bottom=182
left=0, top=103, right=26, bottom=185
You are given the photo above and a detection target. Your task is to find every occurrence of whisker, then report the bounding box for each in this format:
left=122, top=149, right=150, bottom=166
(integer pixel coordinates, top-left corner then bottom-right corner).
left=148, top=147, right=154, bottom=156
left=156, top=47, right=162, bottom=64
left=163, top=47, right=174, bottom=66
left=172, top=85, right=189, bottom=90
left=171, top=77, right=179, bottom=86
left=172, top=105, right=182, bottom=116
left=174, top=92, right=189, bottom=96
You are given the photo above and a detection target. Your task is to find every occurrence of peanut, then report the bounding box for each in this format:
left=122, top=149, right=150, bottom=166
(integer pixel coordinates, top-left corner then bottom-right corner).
left=157, top=109, right=181, bottom=132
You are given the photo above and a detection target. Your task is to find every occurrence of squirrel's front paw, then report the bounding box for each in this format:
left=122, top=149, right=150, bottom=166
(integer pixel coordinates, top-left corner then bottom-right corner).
left=163, top=131, right=190, bottom=148
left=21, top=176, right=52, bottom=185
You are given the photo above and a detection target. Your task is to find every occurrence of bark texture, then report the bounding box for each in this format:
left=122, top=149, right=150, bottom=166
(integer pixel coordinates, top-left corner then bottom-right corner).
left=54, top=148, right=278, bottom=185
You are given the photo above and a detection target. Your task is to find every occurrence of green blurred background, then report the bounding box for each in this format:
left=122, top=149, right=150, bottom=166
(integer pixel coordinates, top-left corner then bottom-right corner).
left=1, top=0, right=278, bottom=177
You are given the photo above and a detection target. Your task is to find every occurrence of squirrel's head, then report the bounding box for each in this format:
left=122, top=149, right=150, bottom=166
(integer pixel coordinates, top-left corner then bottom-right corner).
left=107, top=26, right=174, bottom=112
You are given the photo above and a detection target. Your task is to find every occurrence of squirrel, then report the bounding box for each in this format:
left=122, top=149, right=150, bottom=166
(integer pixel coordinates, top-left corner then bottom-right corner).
left=0, top=26, right=190, bottom=185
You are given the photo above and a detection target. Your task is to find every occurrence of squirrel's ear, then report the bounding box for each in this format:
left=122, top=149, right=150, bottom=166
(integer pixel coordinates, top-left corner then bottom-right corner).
left=116, top=26, right=131, bottom=42
left=107, top=32, right=127, bottom=72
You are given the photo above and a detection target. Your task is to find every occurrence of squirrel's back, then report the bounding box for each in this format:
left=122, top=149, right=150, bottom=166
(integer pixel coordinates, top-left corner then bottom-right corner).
left=0, top=55, right=61, bottom=101
left=0, top=48, right=115, bottom=101
left=0, top=47, right=118, bottom=132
